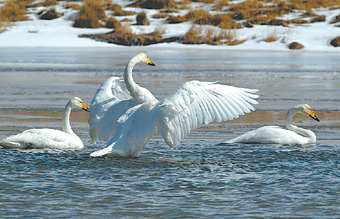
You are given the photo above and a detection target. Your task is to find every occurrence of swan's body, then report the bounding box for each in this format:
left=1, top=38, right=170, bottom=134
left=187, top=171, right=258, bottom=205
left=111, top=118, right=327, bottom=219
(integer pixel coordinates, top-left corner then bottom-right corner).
left=89, top=53, right=259, bottom=157
left=0, top=97, right=89, bottom=150
left=225, top=104, right=319, bottom=145
left=88, top=53, right=156, bottom=144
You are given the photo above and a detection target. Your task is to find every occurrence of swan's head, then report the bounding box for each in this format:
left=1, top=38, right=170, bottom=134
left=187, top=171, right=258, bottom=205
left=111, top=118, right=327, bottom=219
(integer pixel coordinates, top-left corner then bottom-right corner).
left=136, top=53, right=155, bottom=66
left=300, top=104, right=319, bottom=122
left=70, top=97, right=89, bottom=112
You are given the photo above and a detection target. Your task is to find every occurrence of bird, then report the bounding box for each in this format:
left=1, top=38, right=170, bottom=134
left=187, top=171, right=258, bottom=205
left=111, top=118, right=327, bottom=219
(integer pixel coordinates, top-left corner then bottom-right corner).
left=88, top=53, right=156, bottom=144
left=89, top=53, right=259, bottom=157
left=0, top=97, right=89, bottom=150
left=224, top=104, right=320, bottom=145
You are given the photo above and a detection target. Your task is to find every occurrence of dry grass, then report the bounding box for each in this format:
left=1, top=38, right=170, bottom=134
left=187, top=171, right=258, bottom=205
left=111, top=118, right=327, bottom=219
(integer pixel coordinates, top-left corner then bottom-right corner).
left=168, top=9, right=210, bottom=23
left=30, top=0, right=57, bottom=7
left=107, top=3, right=135, bottom=16
left=182, top=25, right=204, bottom=44
left=115, top=23, right=133, bottom=35
left=81, top=23, right=178, bottom=46
left=153, top=13, right=168, bottom=19
left=0, top=22, right=10, bottom=33
left=191, top=0, right=215, bottom=3
left=136, top=12, right=150, bottom=25
left=105, top=17, right=121, bottom=29
left=330, top=15, right=340, bottom=24
left=150, top=25, right=166, bottom=37
left=73, top=1, right=105, bottom=28
left=288, top=41, right=304, bottom=50
left=183, top=25, right=244, bottom=45
left=130, top=0, right=176, bottom=9
left=168, top=9, right=241, bottom=29
left=66, top=3, right=82, bottom=10
left=2, top=0, right=338, bottom=46
left=0, top=0, right=30, bottom=22
left=40, top=9, right=63, bottom=20
left=264, top=32, right=279, bottom=42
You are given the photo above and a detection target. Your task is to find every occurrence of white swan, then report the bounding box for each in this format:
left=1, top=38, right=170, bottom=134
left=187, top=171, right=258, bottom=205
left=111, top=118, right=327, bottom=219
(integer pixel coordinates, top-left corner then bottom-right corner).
left=224, top=104, right=320, bottom=145
left=89, top=53, right=259, bottom=157
left=88, top=53, right=156, bottom=144
left=0, top=97, right=89, bottom=150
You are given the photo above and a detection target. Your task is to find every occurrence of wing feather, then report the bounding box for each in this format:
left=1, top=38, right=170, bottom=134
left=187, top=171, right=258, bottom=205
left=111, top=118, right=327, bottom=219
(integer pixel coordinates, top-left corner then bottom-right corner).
left=88, top=76, right=136, bottom=144
left=158, top=80, right=258, bottom=148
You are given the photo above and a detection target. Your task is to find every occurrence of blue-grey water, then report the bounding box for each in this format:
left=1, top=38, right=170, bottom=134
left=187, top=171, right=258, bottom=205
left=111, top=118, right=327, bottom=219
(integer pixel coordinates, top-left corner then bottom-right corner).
left=1, top=47, right=340, bottom=218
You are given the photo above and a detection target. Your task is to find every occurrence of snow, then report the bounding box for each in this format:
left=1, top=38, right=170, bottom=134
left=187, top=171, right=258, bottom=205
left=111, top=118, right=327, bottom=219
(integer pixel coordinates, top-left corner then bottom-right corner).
left=0, top=2, right=339, bottom=52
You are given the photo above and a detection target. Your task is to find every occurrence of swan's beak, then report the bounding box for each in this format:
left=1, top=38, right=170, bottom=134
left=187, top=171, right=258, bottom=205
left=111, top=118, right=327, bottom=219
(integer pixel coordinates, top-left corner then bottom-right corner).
left=309, top=109, right=319, bottom=122
left=82, top=102, right=90, bottom=112
left=147, top=57, right=155, bottom=66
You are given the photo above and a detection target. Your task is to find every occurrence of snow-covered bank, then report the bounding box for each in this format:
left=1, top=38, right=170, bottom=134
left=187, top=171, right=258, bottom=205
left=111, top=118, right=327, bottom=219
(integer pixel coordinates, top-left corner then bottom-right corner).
left=0, top=1, right=340, bottom=52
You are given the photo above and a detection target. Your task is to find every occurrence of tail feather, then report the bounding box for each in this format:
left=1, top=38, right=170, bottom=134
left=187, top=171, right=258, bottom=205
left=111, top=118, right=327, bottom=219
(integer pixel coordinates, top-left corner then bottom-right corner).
left=90, top=145, right=113, bottom=157
left=0, top=141, right=22, bottom=149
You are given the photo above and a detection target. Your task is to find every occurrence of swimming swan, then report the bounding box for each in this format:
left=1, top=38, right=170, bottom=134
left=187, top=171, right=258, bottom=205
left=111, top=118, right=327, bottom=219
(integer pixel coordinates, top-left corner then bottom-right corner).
left=224, top=104, right=320, bottom=145
left=89, top=53, right=259, bottom=157
left=0, top=97, right=89, bottom=150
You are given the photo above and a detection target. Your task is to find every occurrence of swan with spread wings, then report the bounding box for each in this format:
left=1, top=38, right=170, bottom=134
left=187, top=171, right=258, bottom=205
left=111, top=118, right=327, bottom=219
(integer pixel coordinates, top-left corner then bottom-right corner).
left=89, top=53, right=259, bottom=157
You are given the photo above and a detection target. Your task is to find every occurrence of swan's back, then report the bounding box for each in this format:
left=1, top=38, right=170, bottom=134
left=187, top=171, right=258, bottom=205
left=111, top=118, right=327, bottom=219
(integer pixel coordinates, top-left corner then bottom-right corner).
left=0, top=128, right=84, bottom=150
left=226, top=126, right=314, bottom=145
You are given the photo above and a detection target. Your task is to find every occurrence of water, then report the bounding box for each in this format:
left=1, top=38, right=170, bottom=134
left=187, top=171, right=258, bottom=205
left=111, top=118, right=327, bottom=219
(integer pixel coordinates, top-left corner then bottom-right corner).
left=1, top=47, right=340, bottom=218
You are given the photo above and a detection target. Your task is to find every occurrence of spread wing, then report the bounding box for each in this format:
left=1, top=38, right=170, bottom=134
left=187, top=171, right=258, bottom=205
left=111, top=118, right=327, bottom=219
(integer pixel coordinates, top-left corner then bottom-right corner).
left=88, top=76, right=136, bottom=144
left=90, top=80, right=259, bottom=157
left=158, top=80, right=259, bottom=148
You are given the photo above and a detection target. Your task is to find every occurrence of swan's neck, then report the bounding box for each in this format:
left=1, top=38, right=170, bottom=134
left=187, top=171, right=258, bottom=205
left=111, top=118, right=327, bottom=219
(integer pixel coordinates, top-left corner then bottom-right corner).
left=123, top=58, right=155, bottom=104
left=62, top=101, right=77, bottom=137
left=285, top=108, right=316, bottom=142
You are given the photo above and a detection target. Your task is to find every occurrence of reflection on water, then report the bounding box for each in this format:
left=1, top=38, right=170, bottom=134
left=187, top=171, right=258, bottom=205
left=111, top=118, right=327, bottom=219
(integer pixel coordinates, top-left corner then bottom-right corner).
left=0, top=48, right=340, bottom=218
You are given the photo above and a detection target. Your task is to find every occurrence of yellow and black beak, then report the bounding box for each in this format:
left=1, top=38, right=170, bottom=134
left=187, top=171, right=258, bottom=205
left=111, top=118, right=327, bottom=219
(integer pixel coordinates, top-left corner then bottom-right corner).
left=82, top=102, right=90, bottom=112
left=147, top=57, right=155, bottom=66
left=309, top=109, right=319, bottom=122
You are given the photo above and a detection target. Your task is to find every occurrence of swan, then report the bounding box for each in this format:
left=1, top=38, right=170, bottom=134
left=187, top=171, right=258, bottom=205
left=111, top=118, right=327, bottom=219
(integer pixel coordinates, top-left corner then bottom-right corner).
left=89, top=53, right=259, bottom=157
left=224, top=104, right=320, bottom=145
left=88, top=53, right=156, bottom=144
left=0, top=97, right=89, bottom=150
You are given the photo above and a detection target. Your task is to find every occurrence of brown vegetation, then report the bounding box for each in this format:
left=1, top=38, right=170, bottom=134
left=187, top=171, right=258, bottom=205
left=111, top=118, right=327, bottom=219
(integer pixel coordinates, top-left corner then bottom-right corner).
left=107, top=3, right=135, bottom=16
left=330, top=36, right=340, bottom=47
left=168, top=10, right=210, bottom=24
left=30, top=0, right=57, bottom=7
left=265, top=32, right=279, bottom=42
left=150, top=25, right=166, bottom=37
left=1, top=0, right=339, bottom=47
left=153, top=13, right=168, bottom=19
left=136, top=12, right=150, bottom=25
left=0, top=22, right=9, bottom=34
left=80, top=25, right=179, bottom=46
left=65, top=3, right=82, bottom=10
left=311, top=16, right=326, bottom=23
left=167, top=10, right=241, bottom=29
left=105, top=17, right=121, bottom=29
left=183, top=25, right=244, bottom=45
left=39, top=9, right=63, bottom=20
left=288, top=42, right=304, bottom=50
left=73, top=1, right=105, bottom=28
left=0, top=0, right=30, bottom=22
left=130, top=0, right=175, bottom=9
left=182, top=25, right=204, bottom=44
left=330, top=15, right=340, bottom=24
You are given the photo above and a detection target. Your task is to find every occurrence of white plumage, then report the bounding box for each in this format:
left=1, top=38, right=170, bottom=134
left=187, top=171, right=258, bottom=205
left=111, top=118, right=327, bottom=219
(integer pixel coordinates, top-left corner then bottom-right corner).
left=89, top=53, right=259, bottom=157
left=225, top=104, right=320, bottom=145
left=0, top=97, right=89, bottom=150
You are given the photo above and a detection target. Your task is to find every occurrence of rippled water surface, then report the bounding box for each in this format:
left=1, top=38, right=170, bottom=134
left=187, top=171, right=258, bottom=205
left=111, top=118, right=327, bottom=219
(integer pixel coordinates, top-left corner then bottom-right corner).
left=1, top=47, right=340, bottom=218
